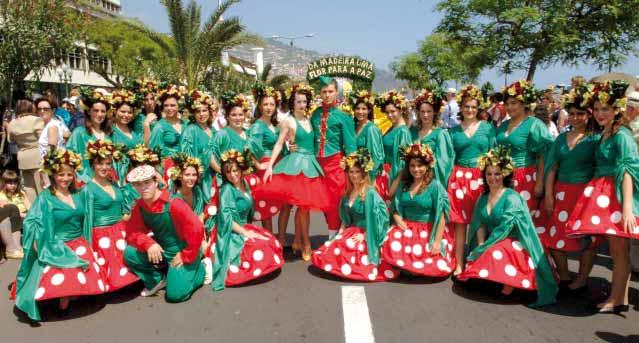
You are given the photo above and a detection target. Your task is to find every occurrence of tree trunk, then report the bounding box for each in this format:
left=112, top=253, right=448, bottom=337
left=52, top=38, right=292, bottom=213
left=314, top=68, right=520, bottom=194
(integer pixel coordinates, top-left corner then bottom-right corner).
left=526, top=59, right=538, bottom=82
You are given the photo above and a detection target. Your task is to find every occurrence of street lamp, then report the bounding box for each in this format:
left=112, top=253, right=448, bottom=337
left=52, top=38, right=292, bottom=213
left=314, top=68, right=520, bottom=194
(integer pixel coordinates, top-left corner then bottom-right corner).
left=56, top=63, right=72, bottom=98
left=271, top=33, right=315, bottom=47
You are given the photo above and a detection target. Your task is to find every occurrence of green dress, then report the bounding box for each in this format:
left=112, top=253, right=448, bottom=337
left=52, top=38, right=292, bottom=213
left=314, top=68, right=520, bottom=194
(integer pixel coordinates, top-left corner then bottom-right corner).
left=111, top=125, right=144, bottom=185
left=411, top=126, right=455, bottom=186
left=180, top=122, right=216, bottom=199
left=84, top=181, right=125, bottom=230
left=66, top=127, right=112, bottom=182
left=273, top=118, right=322, bottom=177
left=122, top=183, right=140, bottom=215
left=172, top=187, right=215, bottom=235
left=356, top=121, right=385, bottom=179
left=310, top=106, right=357, bottom=158
left=449, top=121, right=495, bottom=168
left=466, top=188, right=558, bottom=307
left=543, top=132, right=598, bottom=185
left=213, top=127, right=255, bottom=161
left=383, top=125, right=412, bottom=188
left=131, top=112, right=146, bottom=136
left=248, top=119, right=279, bottom=161
left=149, top=118, right=187, bottom=160
left=495, top=116, right=553, bottom=168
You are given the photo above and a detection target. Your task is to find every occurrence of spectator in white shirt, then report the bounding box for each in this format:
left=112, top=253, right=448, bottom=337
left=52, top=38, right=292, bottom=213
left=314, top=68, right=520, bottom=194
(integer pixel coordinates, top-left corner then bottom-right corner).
left=442, top=88, right=460, bottom=129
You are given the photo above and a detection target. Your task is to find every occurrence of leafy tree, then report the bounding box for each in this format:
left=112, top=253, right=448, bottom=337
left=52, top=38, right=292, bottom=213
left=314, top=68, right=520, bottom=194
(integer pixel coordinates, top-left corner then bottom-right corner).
left=390, top=53, right=432, bottom=90
left=258, top=63, right=291, bottom=90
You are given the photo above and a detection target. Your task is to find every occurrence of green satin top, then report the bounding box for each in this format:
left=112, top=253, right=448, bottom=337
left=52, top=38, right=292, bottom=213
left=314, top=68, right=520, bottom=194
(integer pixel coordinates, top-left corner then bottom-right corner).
left=495, top=116, right=553, bottom=168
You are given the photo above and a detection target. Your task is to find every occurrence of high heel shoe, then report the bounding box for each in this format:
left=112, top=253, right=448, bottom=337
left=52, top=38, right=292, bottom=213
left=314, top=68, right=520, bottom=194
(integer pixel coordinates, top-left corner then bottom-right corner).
left=598, top=304, right=629, bottom=314
left=291, top=242, right=301, bottom=256
left=301, top=245, right=312, bottom=262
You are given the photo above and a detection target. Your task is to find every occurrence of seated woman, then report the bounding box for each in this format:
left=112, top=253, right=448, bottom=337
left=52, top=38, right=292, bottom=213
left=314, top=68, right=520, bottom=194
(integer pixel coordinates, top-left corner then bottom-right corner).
left=123, top=163, right=205, bottom=302
left=212, top=149, right=284, bottom=291
left=83, top=140, right=139, bottom=291
left=13, top=148, right=105, bottom=321
left=457, top=146, right=557, bottom=307
left=312, top=149, right=399, bottom=281
left=381, top=143, right=454, bottom=277
left=0, top=170, right=31, bottom=260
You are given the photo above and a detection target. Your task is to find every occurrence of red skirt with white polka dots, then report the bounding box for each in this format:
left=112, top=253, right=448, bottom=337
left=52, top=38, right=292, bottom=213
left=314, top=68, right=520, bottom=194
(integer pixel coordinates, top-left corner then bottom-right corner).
left=567, top=176, right=639, bottom=239
left=381, top=221, right=455, bottom=277
left=162, top=158, right=175, bottom=184
left=246, top=162, right=283, bottom=221
left=457, top=238, right=538, bottom=291
left=311, top=227, right=399, bottom=282
left=375, top=164, right=391, bottom=201
left=251, top=173, right=332, bottom=212
left=537, top=182, right=604, bottom=251
left=34, top=237, right=108, bottom=301
left=447, top=166, right=485, bottom=224
left=91, top=222, right=139, bottom=291
left=512, top=166, right=539, bottom=212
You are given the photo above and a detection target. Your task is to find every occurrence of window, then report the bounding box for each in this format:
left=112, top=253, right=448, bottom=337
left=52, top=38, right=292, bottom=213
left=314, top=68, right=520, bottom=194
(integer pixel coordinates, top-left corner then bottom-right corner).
left=88, top=50, right=109, bottom=72
left=68, top=48, right=83, bottom=70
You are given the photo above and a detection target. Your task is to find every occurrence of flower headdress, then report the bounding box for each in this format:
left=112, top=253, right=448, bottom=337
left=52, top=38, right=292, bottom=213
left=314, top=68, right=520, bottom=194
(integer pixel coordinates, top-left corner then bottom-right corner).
left=185, top=89, right=214, bottom=112
left=110, top=89, right=141, bottom=109
left=582, top=80, right=629, bottom=109
left=456, top=84, right=485, bottom=107
left=125, top=78, right=158, bottom=96
left=286, top=83, right=315, bottom=116
left=350, top=90, right=376, bottom=108
left=477, top=145, right=514, bottom=176
left=340, top=148, right=375, bottom=173
left=220, top=91, right=251, bottom=115
left=86, top=139, right=125, bottom=162
left=41, top=148, right=82, bottom=176
left=252, top=83, right=281, bottom=104
left=220, top=149, right=254, bottom=175
left=376, top=90, right=409, bottom=112
left=157, top=82, right=186, bottom=105
left=167, top=152, right=204, bottom=181
left=502, top=80, right=539, bottom=104
left=399, top=143, right=436, bottom=169
left=127, top=144, right=160, bottom=167
left=562, top=85, right=590, bottom=111
left=413, top=88, right=445, bottom=111
left=79, top=87, right=110, bottom=110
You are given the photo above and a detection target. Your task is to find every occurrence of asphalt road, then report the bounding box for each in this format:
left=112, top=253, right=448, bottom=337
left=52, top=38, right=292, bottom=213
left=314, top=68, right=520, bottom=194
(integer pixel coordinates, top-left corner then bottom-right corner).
left=1, top=213, right=638, bottom=343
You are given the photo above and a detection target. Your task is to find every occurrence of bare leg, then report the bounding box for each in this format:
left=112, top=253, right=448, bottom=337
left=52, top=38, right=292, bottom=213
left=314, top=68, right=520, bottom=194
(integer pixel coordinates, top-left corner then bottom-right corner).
left=569, top=248, right=596, bottom=289
left=550, top=249, right=571, bottom=281
left=262, top=218, right=273, bottom=234
left=501, top=285, right=514, bottom=295
left=298, top=209, right=312, bottom=261
left=453, top=223, right=466, bottom=276
left=59, top=297, right=70, bottom=310
left=277, top=204, right=292, bottom=246
left=291, top=208, right=302, bottom=254
left=0, top=219, right=18, bottom=252
left=598, top=236, right=630, bottom=308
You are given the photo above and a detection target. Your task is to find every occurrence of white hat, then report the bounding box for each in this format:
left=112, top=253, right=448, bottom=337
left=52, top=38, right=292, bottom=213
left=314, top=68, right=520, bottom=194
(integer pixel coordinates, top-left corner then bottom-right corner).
left=126, top=165, right=156, bottom=183
left=67, top=96, right=79, bottom=108
left=628, top=91, right=639, bottom=107
left=446, top=87, right=457, bottom=94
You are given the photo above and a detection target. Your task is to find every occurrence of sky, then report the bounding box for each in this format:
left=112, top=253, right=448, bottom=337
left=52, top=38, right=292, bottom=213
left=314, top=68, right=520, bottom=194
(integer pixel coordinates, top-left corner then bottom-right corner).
left=122, top=0, right=638, bottom=88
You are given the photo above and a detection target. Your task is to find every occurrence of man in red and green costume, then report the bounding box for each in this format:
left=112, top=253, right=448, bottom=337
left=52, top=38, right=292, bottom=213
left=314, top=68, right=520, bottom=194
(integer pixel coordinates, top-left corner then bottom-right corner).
left=311, top=76, right=357, bottom=238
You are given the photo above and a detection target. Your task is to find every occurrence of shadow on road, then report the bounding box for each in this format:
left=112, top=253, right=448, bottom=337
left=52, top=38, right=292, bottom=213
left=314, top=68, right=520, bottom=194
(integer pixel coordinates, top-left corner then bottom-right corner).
left=595, top=331, right=639, bottom=343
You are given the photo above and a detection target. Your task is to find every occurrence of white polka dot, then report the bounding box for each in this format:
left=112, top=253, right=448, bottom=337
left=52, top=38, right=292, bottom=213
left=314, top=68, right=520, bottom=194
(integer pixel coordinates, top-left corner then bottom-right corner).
left=249, top=178, right=257, bottom=186
left=358, top=244, right=365, bottom=252
left=533, top=210, right=541, bottom=219
left=384, top=270, right=395, bottom=279
left=93, top=252, right=99, bottom=259
left=479, top=269, right=489, bottom=278
left=533, top=172, right=537, bottom=181
left=511, top=241, right=523, bottom=251
left=350, top=256, right=356, bottom=264
left=513, top=180, right=519, bottom=187
left=210, top=187, right=216, bottom=196
left=324, top=264, right=333, bottom=272
left=591, top=216, right=601, bottom=225
left=346, top=238, right=356, bottom=249
left=462, top=210, right=468, bottom=220
left=51, top=273, right=65, bottom=286
left=396, top=259, right=405, bottom=267
left=456, top=170, right=464, bottom=178
left=611, top=211, right=622, bottom=223
left=253, top=250, right=264, bottom=261
left=93, top=263, right=100, bottom=273
left=333, top=248, right=341, bottom=255
left=270, top=206, right=278, bottom=214
left=504, top=265, right=517, bottom=277
left=97, top=258, right=106, bottom=266
left=520, top=191, right=531, bottom=201
left=335, top=234, right=343, bottom=240
left=229, top=265, right=239, bottom=273
left=210, top=243, right=216, bottom=254
left=253, top=268, right=262, bottom=277
left=257, top=200, right=266, bottom=208
left=253, top=212, right=262, bottom=220
left=403, top=229, right=413, bottom=238
left=425, top=258, right=433, bottom=264
left=572, top=220, right=582, bottom=231
left=275, top=240, right=281, bottom=248
left=492, top=250, right=503, bottom=260
left=341, top=264, right=352, bottom=276
left=242, top=261, right=250, bottom=269
left=413, top=261, right=424, bottom=269
left=98, top=279, right=105, bottom=291
left=75, top=246, right=87, bottom=256
left=404, top=245, right=412, bottom=254
left=98, top=237, right=111, bottom=249
left=77, top=272, right=86, bottom=284
left=465, top=172, right=473, bottom=179
left=522, top=279, right=531, bottom=288
left=556, top=240, right=565, bottom=249
left=207, top=205, right=217, bottom=216
left=596, top=195, right=610, bottom=208
left=528, top=257, right=535, bottom=270
left=425, top=244, right=431, bottom=253
left=549, top=226, right=557, bottom=237
left=525, top=174, right=532, bottom=182
left=390, top=241, right=402, bottom=252
left=584, top=186, right=594, bottom=197
left=412, top=244, right=423, bottom=256
left=470, top=180, right=480, bottom=191
left=436, top=259, right=449, bottom=271
left=274, top=254, right=281, bottom=264
left=34, top=287, right=46, bottom=300
left=451, top=183, right=457, bottom=190
left=556, top=192, right=565, bottom=201
left=606, top=229, right=617, bottom=235
left=558, top=211, right=568, bottom=222
left=393, top=231, right=402, bottom=239
left=323, top=241, right=330, bottom=247
left=535, top=226, right=546, bottom=234
left=43, top=266, right=51, bottom=274
left=419, top=230, right=428, bottom=238
left=119, top=267, right=128, bottom=277
left=116, top=239, right=126, bottom=251
left=361, top=255, right=369, bottom=265
left=455, top=189, right=464, bottom=200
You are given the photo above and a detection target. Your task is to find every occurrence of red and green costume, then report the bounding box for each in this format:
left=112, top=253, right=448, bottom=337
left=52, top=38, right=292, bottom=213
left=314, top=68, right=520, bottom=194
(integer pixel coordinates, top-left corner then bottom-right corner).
left=356, top=121, right=386, bottom=196
left=411, top=126, right=455, bottom=187
left=380, top=125, right=411, bottom=200
left=180, top=122, right=216, bottom=200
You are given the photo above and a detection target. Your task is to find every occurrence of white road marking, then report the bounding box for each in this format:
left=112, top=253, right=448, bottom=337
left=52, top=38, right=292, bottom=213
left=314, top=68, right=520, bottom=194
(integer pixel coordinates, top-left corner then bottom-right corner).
left=341, top=286, right=375, bottom=343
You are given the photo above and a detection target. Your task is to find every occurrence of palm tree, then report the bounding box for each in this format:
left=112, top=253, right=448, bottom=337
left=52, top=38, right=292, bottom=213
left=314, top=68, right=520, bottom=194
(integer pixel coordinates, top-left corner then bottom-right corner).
left=258, top=62, right=291, bottom=90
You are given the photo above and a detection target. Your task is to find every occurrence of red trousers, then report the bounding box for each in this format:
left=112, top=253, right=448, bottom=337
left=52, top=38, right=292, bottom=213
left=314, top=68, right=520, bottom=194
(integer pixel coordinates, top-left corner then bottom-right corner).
left=318, top=153, right=345, bottom=231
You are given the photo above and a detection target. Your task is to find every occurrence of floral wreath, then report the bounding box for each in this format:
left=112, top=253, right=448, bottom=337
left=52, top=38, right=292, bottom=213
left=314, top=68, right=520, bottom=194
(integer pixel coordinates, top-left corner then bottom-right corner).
left=399, top=143, right=436, bottom=169
left=376, top=90, right=409, bottom=112
left=220, top=91, right=251, bottom=115
left=220, top=149, right=254, bottom=175
left=185, top=89, right=214, bottom=112
left=350, top=90, right=376, bottom=108
left=125, top=78, right=159, bottom=96
left=340, top=148, right=375, bottom=173
left=86, top=139, right=125, bottom=162
left=413, top=88, right=445, bottom=111
left=286, top=83, right=315, bottom=116
left=562, top=85, right=590, bottom=111
left=41, top=148, right=82, bottom=176
left=252, top=83, right=281, bottom=104
left=157, top=82, right=187, bottom=105
left=502, top=80, right=538, bottom=104
left=127, top=144, right=160, bottom=167
left=582, top=80, right=629, bottom=109
left=167, top=152, right=204, bottom=181
left=477, top=145, right=514, bottom=177
left=79, top=87, right=110, bottom=109
left=110, top=89, right=141, bottom=109
left=456, top=84, right=485, bottom=107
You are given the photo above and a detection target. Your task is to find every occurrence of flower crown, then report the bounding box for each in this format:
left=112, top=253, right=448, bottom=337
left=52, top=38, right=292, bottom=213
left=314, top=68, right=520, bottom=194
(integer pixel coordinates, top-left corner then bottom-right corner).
left=220, top=149, right=254, bottom=175
left=157, top=83, right=186, bottom=104
left=185, top=89, right=214, bottom=112
left=220, top=91, right=251, bottom=114
left=110, top=89, right=141, bottom=109
left=340, top=148, right=375, bottom=173
left=583, top=80, right=629, bottom=109
left=79, top=87, right=110, bottom=109
left=399, top=143, right=436, bottom=168
left=502, top=80, right=538, bottom=104
left=252, top=83, right=281, bottom=104
left=42, top=148, right=82, bottom=176
left=167, top=152, right=204, bottom=181
left=125, top=78, right=158, bottom=96
left=86, top=139, right=125, bottom=162
left=350, top=90, right=376, bottom=108
left=413, top=88, right=445, bottom=110
left=127, top=144, right=160, bottom=167
left=456, top=84, right=484, bottom=107
left=285, top=83, right=314, bottom=100
left=376, top=90, right=409, bottom=112
left=477, top=145, right=514, bottom=176
left=562, top=85, right=590, bottom=111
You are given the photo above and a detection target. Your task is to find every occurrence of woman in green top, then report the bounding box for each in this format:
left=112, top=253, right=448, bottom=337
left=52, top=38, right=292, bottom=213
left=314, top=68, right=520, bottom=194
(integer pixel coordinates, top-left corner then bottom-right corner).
left=84, top=140, right=139, bottom=290
left=352, top=90, right=386, bottom=196
left=410, top=88, right=455, bottom=188
left=496, top=80, right=553, bottom=213
left=110, top=89, right=144, bottom=185
left=447, top=85, right=496, bottom=276
left=457, top=146, right=557, bottom=308
left=127, top=78, right=159, bottom=139
left=311, top=149, right=398, bottom=281
left=67, top=88, right=112, bottom=183
left=377, top=90, right=412, bottom=200
left=381, top=143, right=453, bottom=277
left=148, top=84, right=187, bottom=180
left=181, top=89, right=216, bottom=200
left=13, top=148, right=106, bottom=321
left=212, top=149, right=283, bottom=291
left=567, top=81, right=639, bottom=314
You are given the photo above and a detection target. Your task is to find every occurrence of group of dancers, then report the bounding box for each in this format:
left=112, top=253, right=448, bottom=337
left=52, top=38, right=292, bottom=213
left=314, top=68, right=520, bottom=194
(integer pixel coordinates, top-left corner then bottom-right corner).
left=9, top=75, right=639, bottom=322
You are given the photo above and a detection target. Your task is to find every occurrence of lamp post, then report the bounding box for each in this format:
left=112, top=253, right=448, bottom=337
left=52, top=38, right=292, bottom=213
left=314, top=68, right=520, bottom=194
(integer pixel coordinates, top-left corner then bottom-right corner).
left=56, top=63, right=72, bottom=98
left=271, top=33, right=315, bottom=47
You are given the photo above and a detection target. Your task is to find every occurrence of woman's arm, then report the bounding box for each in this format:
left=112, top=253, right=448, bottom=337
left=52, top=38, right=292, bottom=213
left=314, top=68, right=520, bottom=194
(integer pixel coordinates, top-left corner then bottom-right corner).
left=622, top=172, right=636, bottom=233
left=263, top=120, right=291, bottom=182
left=431, top=213, right=446, bottom=254
left=543, top=166, right=557, bottom=216
left=47, top=125, right=59, bottom=147
left=476, top=226, right=487, bottom=245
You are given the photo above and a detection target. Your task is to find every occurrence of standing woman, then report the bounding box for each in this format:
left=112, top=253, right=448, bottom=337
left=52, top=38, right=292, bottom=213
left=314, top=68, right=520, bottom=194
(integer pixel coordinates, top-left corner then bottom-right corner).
left=312, top=149, right=398, bottom=281
left=212, top=149, right=283, bottom=291
left=496, top=80, right=553, bottom=213
left=457, top=147, right=557, bottom=307
left=67, top=88, right=113, bottom=183
left=381, top=143, right=454, bottom=277
left=110, top=89, right=143, bottom=184
left=566, top=81, right=639, bottom=313
left=181, top=89, right=216, bottom=199
left=376, top=90, right=412, bottom=200
left=447, top=85, right=496, bottom=276
left=83, top=140, right=139, bottom=290
left=352, top=90, right=386, bottom=195
left=129, top=78, right=159, bottom=138
left=13, top=148, right=106, bottom=321
left=37, top=96, right=70, bottom=157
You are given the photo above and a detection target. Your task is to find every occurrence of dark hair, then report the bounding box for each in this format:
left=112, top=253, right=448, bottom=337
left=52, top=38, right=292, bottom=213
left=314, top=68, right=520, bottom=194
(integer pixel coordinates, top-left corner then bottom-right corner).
left=50, top=168, right=79, bottom=195
left=481, top=167, right=514, bottom=194
left=86, top=102, right=113, bottom=136
left=188, top=105, right=214, bottom=126
left=567, top=105, right=597, bottom=133
left=221, top=160, right=240, bottom=185
left=15, top=99, right=35, bottom=117
left=492, top=92, right=504, bottom=102
left=534, top=103, right=551, bottom=124
left=90, top=155, right=116, bottom=182
left=1, top=170, right=22, bottom=196
left=353, top=100, right=374, bottom=123
left=384, top=102, right=409, bottom=123
left=141, top=93, right=158, bottom=115
left=400, top=156, right=434, bottom=194
left=415, top=102, right=441, bottom=130
left=456, top=96, right=481, bottom=123
left=35, top=96, right=58, bottom=111
left=254, top=95, right=279, bottom=126
left=173, top=165, right=201, bottom=189
left=159, top=93, right=181, bottom=110
left=287, top=89, right=313, bottom=115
